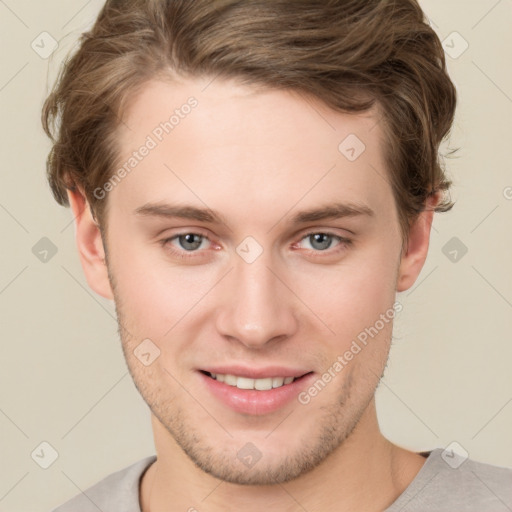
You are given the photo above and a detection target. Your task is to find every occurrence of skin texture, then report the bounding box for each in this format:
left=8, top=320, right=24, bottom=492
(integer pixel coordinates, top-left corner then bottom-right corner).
left=68, top=77, right=436, bottom=511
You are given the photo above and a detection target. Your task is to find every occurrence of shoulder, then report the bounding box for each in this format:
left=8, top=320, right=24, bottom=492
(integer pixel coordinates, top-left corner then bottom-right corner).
left=49, top=455, right=157, bottom=512
left=388, top=448, right=512, bottom=511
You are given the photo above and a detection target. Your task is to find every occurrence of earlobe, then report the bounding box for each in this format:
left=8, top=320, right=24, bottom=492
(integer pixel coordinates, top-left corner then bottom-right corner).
left=396, top=196, right=437, bottom=293
left=67, top=188, right=114, bottom=300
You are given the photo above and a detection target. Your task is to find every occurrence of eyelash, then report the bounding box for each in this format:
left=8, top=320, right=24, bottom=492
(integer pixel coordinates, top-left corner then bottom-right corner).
left=160, top=230, right=353, bottom=261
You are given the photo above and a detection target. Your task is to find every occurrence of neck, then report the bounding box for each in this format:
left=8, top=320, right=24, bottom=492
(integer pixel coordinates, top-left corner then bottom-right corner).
left=140, top=399, right=426, bottom=512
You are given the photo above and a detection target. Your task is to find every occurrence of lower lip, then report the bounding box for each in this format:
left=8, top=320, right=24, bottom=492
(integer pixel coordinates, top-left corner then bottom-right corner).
left=198, top=371, right=315, bottom=415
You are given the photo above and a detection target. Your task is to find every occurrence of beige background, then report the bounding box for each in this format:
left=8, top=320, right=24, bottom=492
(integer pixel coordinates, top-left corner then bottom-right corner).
left=0, top=0, right=511, bottom=510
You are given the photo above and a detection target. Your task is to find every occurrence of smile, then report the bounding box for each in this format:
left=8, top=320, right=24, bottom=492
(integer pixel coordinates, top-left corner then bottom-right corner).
left=206, top=372, right=298, bottom=390
left=198, top=367, right=315, bottom=415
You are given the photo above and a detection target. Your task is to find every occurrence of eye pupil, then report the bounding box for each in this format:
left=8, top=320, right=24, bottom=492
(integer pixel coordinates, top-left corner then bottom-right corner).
left=179, top=234, right=202, bottom=251
left=309, top=233, right=332, bottom=250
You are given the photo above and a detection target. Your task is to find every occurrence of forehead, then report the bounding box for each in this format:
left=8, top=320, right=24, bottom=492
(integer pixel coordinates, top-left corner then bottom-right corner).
left=111, top=78, right=392, bottom=225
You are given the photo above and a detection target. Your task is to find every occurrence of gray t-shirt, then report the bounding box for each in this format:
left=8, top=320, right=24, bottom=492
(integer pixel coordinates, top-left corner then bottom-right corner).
left=51, top=448, right=512, bottom=511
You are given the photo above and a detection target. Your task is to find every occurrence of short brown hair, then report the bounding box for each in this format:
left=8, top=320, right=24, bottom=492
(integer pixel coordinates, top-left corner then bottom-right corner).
left=42, top=0, right=457, bottom=248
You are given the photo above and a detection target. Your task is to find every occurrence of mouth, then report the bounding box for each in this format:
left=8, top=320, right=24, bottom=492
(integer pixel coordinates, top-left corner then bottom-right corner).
left=200, top=370, right=311, bottom=390
left=198, top=369, right=316, bottom=415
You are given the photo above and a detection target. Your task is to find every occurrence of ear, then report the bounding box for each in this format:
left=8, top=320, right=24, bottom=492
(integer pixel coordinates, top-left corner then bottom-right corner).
left=396, top=194, right=438, bottom=292
left=67, top=188, right=114, bottom=300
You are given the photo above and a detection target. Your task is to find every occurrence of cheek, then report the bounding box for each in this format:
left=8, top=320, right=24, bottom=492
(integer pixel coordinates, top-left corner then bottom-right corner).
left=107, top=215, right=400, bottom=346
left=289, top=240, right=399, bottom=340
left=108, top=238, right=218, bottom=331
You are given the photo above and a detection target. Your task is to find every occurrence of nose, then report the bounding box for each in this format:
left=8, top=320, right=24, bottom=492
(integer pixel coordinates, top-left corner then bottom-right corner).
left=215, top=253, right=299, bottom=349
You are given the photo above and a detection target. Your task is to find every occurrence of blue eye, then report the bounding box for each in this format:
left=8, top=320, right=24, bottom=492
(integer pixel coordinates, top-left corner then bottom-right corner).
left=299, top=232, right=346, bottom=251
left=160, top=232, right=215, bottom=262
left=305, top=233, right=335, bottom=250
left=160, top=230, right=352, bottom=263
left=175, top=233, right=205, bottom=251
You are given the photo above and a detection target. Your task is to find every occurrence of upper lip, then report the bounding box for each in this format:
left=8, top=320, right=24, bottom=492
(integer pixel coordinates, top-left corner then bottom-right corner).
left=200, top=366, right=312, bottom=379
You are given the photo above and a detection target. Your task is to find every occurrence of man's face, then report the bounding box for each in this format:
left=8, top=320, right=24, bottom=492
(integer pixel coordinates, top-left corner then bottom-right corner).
left=104, top=78, right=404, bottom=484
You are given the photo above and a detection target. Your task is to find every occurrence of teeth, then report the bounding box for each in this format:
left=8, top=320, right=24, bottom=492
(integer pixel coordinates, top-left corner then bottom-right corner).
left=272, top=377, right=284, bottom=388
left=255, top=378, right=274, bottom=390
left=209, top=373, right=297, bottom=390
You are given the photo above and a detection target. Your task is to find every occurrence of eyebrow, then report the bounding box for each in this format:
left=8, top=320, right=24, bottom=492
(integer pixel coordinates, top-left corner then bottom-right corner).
left=134, top=201, right=374, bottom=226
